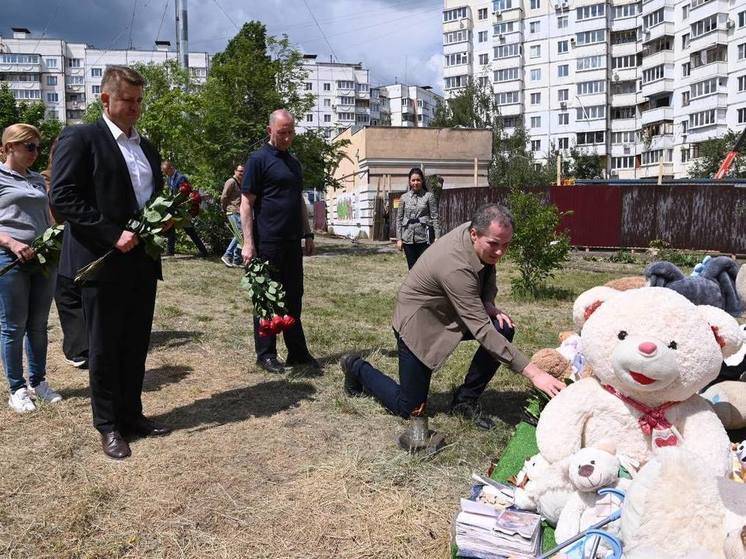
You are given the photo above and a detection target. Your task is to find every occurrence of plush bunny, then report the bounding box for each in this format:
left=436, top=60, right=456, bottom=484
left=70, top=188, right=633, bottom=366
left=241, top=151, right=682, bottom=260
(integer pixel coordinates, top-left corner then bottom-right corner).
left=512, top=453, right=574, bottom=525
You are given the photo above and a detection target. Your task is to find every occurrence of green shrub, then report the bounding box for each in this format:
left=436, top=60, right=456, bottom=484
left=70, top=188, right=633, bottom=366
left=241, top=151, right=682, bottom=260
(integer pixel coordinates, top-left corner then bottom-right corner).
left=189, top=200, right=232, bottom=256
left=609, top=250, right=637, bottom=264
left=507, top=189, right=571, bottom=298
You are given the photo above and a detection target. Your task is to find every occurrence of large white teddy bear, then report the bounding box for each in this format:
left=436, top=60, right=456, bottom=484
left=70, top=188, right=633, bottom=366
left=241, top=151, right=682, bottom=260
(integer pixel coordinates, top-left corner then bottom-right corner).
left=537, top=286, right=742, bottom=478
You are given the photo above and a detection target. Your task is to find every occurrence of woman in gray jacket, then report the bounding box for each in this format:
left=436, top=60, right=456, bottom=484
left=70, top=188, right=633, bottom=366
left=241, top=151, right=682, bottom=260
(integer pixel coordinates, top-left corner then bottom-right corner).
left=396, top=168, right=440, bottom=269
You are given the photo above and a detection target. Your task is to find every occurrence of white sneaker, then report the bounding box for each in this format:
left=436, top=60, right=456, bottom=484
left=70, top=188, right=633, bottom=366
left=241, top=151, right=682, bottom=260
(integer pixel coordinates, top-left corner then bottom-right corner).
left=29, top=381, right=63, bottom=404
left=221, top=254, right=236, bottom=268
left=8, top=387, right=36, bottom=413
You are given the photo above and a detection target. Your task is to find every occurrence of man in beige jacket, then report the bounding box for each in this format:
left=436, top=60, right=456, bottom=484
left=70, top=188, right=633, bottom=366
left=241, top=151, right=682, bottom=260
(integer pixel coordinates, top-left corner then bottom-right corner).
left=341, top=203, right=564, bottom=429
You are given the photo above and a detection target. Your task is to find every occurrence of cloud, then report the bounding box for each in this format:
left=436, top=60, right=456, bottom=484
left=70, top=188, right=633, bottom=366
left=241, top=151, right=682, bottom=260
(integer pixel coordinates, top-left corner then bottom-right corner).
left=1, top=0, right=443, bottom=93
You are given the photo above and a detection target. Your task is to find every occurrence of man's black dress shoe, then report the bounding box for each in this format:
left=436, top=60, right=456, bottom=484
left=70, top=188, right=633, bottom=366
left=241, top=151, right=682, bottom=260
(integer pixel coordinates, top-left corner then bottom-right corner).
left=101, top=431, right=131, bottom=459
left=256, top=356, right=285, bottom=373
left=449, top=401, right=496, bottom=431
left=127, top=416, right=172, bottom=437
left=286, top=354, right=321, bottom=370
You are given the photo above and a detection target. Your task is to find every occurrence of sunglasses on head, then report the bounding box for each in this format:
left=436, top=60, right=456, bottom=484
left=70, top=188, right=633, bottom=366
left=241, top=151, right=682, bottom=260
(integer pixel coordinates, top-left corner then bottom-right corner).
left=21, top=142, right=40, bottom=153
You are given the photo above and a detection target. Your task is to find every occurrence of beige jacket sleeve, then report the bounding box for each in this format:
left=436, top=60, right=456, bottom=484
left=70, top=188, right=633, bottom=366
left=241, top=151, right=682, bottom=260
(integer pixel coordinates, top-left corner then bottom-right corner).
left=220, top=178, right=236, bottom=212
left=440, top=267, right=530, bottom=373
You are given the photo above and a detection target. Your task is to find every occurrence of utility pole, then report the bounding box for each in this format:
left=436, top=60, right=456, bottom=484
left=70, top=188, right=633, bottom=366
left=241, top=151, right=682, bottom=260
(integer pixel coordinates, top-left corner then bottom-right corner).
left=175, top=0, right=189, bottom=69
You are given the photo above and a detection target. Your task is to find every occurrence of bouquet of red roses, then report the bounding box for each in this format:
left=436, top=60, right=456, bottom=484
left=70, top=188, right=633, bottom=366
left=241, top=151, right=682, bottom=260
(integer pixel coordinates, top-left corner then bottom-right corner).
left=240, top=258, right=297, bottom=337
left=74, top=182, right=201, bottom=284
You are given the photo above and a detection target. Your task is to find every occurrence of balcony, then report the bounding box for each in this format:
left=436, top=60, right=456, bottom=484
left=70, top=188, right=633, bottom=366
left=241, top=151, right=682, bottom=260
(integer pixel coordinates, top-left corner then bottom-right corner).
left=66, top=100, right=86, bottom=111
left=689, top=61, right=728, bottom=82
left=443, top=17, right=473, bottom=33
left=612, top=67, right=638, bottom=83
left=0, top=56, right=41, bottom=73
left=610, top=42, right=642, bottom=58
left=355, top=90, right=370, bottom=100
left=689, top=29, right=729, bottom=53
left=611, top=116, right=639, bottom=130
left=611, top=92, right=640, bottom=107
left=641, top=0, right=666, bottom=14
left=640, top=50, right=673, bottom=68
left=638, top=161, right=673, bottom=177
left=640, top=106, right=672, bottom=126
left=686, top=91, right=728, bottom=113
left=4, top=79, right=41, bottom=90
left=689, top=0, right=730, bottom=21
left=641, top=22, right=674, bottom=43
left=496, top=103, right=522, bottom=116
left=641, top=76, right=674, bottom=98
left=610, top=16, right=639, bottom=32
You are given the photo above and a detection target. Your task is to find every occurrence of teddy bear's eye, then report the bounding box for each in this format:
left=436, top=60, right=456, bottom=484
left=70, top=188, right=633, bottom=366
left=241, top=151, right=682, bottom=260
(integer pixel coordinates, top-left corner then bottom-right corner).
left=668, top=341, right=677, bottom=350
left=617, top=331, right=628, bottom=340
left=590, top=460, right=595, bottom=465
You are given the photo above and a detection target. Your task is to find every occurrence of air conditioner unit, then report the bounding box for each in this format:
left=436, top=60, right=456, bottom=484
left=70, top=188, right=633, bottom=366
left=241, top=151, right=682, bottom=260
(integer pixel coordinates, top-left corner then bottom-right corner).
left=726, top=19, right=736, bottom=29
left=623, top=144, right=631, bottom=154
left=560, top=101, right=567, bottom=109
left=613, top=72, right=620, bottom=82
left=561, top=1, right=569, bottom=8
left=554, top=2, right=562, bottom=9
left=498, top=33, right=506, bottom=41
left=570, top=37, right=576, bottom=44
left=644, top=30, right=651, bottom=37
left=495, top=9, right=503, bottom=17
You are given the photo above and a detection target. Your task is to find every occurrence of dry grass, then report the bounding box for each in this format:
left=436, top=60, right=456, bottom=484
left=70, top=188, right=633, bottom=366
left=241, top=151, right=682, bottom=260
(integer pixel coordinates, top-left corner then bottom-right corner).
left=0, top=238, right=639, bottom=558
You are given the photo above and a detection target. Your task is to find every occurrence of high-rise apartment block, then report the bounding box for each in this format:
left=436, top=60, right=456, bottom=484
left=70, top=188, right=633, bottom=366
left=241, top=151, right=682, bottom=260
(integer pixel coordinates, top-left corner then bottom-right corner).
left=442, top=0, right=746, bottom=178
left=377, top=84, right=443, bottom=127
left=0, top=27, right=210, bottom=124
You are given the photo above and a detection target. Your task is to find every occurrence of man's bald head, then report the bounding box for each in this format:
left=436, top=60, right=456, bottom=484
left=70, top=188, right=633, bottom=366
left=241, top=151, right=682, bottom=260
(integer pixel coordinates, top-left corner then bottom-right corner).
left=267, top=109, right=295, bottom=152
left=269, top=109, right=294, bottom=127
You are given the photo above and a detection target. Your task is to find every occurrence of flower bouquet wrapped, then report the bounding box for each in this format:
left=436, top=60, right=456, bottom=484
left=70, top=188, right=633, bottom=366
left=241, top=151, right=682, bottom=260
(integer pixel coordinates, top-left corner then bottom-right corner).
left=0, top=224, right=65, bottom=277
left=240, top=258, right=297, bottom=337
left=74, top=183, right=202, bottom=284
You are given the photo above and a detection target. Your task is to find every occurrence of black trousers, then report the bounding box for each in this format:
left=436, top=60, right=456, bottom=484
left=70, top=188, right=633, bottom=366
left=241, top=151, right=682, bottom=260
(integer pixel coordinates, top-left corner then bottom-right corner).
left=403, top=242, right=429, bottom=270
left=166, top=226, right=208, bottom=256
left=253, top=240, right=311, bottom=362
left=54, top=274, right=88, bottom=361
left=81, top=275, right=157, bottom=433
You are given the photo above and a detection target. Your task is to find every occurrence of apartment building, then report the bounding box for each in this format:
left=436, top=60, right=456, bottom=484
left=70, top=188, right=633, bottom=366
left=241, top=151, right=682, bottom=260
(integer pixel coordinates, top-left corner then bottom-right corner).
left=377, top=84, right=444, bottom=127
left=442, top=0, right=746, bottom=179
left=0, top=27, right=210, bottom=124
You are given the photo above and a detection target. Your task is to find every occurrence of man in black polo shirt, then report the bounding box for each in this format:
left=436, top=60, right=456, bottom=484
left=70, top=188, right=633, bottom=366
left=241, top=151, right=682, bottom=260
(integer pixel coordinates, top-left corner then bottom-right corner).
left=240, top=109, right=317, bottom=373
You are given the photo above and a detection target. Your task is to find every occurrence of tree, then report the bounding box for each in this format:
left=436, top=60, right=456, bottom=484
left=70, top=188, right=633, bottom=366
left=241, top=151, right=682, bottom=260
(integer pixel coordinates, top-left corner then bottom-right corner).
left=568, top=147, right=604, bottom=179
left=291, top=130, right=350, bottom=191
left=0, top=84, right=21, bottom=130
left=198, top=22, right=313, bottom=186
left=688, top=130, right=746, bottom=179
left=430, top=80, right=498, bottom=129
left=490, top=123, right=553, bottom=188
left=82, top=99, right=103, bottom=124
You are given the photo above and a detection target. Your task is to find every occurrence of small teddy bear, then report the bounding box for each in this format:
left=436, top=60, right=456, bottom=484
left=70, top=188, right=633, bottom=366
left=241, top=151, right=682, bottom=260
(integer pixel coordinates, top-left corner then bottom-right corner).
left=555, top=442, right=630, bottom=555
left=512, top=453, right=574, bottom=526
left=537, top=287, right=743, bottom=478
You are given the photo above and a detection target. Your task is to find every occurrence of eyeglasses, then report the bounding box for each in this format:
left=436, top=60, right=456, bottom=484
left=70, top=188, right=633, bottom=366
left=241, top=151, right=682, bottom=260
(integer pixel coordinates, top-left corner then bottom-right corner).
left=22, top=143, right=40, bottom=153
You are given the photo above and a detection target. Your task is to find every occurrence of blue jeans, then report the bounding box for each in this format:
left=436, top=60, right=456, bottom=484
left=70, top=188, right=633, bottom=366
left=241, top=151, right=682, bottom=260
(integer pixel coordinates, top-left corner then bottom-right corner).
left=223, top=213, right=242, bottom=263
left=352, top=319, right=515, bottom=418
left=0, top=250, right=56, bottom=392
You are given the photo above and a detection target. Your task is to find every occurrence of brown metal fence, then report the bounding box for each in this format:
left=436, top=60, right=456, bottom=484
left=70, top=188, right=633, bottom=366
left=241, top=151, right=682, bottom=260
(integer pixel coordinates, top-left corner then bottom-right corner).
left=392, top=185, right=746, bottom=254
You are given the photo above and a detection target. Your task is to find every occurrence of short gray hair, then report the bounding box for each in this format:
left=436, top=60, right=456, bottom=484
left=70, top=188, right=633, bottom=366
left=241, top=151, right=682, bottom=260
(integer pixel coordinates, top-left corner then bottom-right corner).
left=470, top=203, right=514, bottom=234
left=269, top=109, right=294, bottom=127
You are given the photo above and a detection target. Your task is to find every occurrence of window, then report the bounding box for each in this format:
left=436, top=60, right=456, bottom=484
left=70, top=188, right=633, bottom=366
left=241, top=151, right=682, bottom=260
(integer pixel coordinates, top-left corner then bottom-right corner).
left=611, top=30, right=637, bottom=44
left=478, top=76, right=489, bottom=88
left=337, top=80, right=354, bottom=89
left=494, top=0, right=514, bottom=10
left=530, top=92, right=541, bottom=104
left=530, top=0, right=540, bottom=8
left=558, top=40, right=568, bottom=54
left=445, top=52, right=470, bottom=66
left=691, top=15, right=718, bottom=38
left=739, top=108, right=746, bottom=124
left=339, top=96, right=355, bottom=105
left=682, top=5, right=689, bottom=19
left=478, top=7, right=488, bottom=19
left=739, top=44, right=746, bottom=60
left=529, top=116, right=541, bottom=128
left=530, top=68, right=541, bottom=81
left=576, top=105, right=605, bottom=120
left=642, top=65, right=665, bottom=84
left=690, top=78, right=721, bottom=99
left=503, top=116, right=520, bottom=127
left=494, top=22, right=515, bottom=34
left=576, top=30, right=606, bottom=45
left=444, top=30, right=470, bottom=44
left=682, top=62, right=691, bottom=77
left=67, top=58, right=82, bottom=68
left=612, top=106, right=635, bottom=119
left=356, top=83, right=369, bottom=92
left=46, top=75, right=57, bottom=86
left=304, top=82, right=313, bottom=91
left=46, top=109, right=58, bottom=120
left=613, top=3, right=639, bottom=19
left=558, top=112, right=569, bottom=125
left=689, top=109, right=716, bottom=128
left=531, top=140, right=541, bottom=152
left=0, top=54, right=39, bottom=64
left=558, top=16, right=568, bottom=28
left=577, top=80, right=605, bottom=95
left=558, top=89, right=569, bottom=101
left=558, top=64, right=569, bottom=77
left=337, top=112, right=354, bottom=121
left=68, top=75, right=84, bottom=85
left=479, top=53, right=489, bottom=65
left=90, top=67, right=102, bottom=78
left=445, top=75, right=468, bottom=89
left=495, top=67, right=520, bottom=81
left=739, top=11, right=746, bottom=27
left=577, top=55, right=605, bottom=71
left=494, top=44, right=521, bottom=58
left=45, top=57, right=57, bottom=68
left=690, top=0, right=713, bottom=8
left=643, top=8, right=664, bottom=29
left=495, top=91, right=520, bottom=105
left=577, top=131, right=605, bottom=145
left=323, top=98, right=331, bottom=107
left=529, top=45, right=541, bottom=58
left=92, top=85, right=100, bottom=94
left=324, top=114, right=331, bottom=122
left=612, top=157, right=635, bottom=169
left=641, top=149, right=671, bottom=165
left=323, top=82, right=331, bottom=91
left=558, top=137, right=570, bottom=149
left=529, top=21, right=540, bottom=33
left=739, top=76, right=746, bottom=92
left=443, top=7, right=467, bottom=22
left=612, top=130, right=638, bottom=144
left=611, top=80, right=636, bottom=94
left=682, top=91, right=690, bottom=106
left=46, top=92, right=59, bottom=103
left=612, top=55, right=638, bottom=69
left=478, top=31, right=488, bottom=42
left=576, top=3, right=605, bottom=21
left=12, top=89, right=41, bottom=100
left=681, top=33, right=690, bottom=50
left=681, top=147, right=690, bottom=163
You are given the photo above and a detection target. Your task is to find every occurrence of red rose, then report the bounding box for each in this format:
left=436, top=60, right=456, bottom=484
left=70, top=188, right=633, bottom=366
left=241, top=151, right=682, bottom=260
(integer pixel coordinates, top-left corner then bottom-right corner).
left=189, top=191, right=202, bottom=204
left=179, top=182, right=192, bottom=195
left=188, top=204, right=200, bottom=217
left=281, top=314, right=296, bottom=330
left=258, top=318, right=273, bottom=337
left=270, top=314, right=284, bottom=333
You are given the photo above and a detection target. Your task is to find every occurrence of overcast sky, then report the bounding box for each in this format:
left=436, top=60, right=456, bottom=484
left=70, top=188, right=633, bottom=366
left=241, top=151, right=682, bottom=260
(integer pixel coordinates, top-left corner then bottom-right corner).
left=2, top=0, right=444, bottom=93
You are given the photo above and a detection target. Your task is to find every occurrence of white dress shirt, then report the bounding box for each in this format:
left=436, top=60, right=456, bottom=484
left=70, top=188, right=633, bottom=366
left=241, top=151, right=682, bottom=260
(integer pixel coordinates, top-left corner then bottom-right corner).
left=102, top=113, right=154, bottom=210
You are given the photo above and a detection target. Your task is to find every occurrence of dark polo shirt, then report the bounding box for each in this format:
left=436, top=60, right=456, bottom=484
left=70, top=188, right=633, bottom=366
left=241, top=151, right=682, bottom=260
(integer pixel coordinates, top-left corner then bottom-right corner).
left=242, top=143, right=303, bottom=242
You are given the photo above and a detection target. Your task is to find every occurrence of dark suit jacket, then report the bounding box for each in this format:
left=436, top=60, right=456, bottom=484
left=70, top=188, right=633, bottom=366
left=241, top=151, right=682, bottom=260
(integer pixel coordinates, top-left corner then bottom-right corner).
left=50, top=118, right=163, bottom=283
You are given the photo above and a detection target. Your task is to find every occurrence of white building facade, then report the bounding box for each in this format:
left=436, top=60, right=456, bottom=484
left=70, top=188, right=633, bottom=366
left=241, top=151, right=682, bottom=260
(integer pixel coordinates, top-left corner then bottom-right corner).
left=377, top=84, right=444, bottom=127
left=442, top=0, right=746, bottom=179
left=0, top=27, right=210, bottom=124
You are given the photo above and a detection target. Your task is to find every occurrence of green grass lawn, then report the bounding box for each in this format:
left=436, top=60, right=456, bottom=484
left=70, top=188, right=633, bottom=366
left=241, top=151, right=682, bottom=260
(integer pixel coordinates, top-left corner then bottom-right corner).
left=0, top=238, right=657, bottom=558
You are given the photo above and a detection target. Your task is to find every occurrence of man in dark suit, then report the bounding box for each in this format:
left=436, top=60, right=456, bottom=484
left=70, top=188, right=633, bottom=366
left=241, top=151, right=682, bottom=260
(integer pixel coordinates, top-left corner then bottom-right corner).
left=50, top=65, right=170, bottom=460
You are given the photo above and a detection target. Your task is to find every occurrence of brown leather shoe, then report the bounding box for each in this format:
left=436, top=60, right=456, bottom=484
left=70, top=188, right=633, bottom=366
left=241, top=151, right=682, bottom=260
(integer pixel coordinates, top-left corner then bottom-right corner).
left=101, top=431, right=131, bottom=459
left=127, top=416, right=171, bottom=437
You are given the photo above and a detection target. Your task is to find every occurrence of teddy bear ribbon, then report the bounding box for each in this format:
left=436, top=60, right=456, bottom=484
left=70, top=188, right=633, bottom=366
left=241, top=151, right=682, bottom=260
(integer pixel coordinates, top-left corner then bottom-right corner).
left=602, top=384, right=677, bottom=436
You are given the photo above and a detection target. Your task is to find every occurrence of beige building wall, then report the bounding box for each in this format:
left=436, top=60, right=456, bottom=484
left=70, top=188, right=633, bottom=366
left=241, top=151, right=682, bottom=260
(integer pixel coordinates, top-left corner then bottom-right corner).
left=327, top=126, right=492, bottom=239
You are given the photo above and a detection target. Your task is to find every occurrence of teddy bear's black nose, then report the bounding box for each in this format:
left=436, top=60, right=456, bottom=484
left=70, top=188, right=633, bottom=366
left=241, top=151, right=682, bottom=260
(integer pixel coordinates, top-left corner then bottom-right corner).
left=579, top=464, right=595, bottom=477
